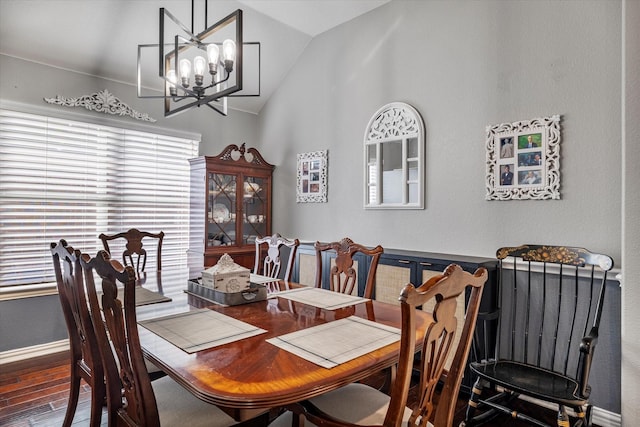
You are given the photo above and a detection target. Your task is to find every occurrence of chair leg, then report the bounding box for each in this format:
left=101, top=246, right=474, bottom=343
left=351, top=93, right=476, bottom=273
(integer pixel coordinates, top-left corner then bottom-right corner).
left=574, top=404, right=593, bottom=427
left=572, top=405, right=586, bottom=427
left=291, top=412, right=305, bottom=427
left=62, top=367, right=81, bottom=427
left=557, top=405, right=570, bottom=427
left=88, top=378, right=106, bottom=427
left=462, top=377, right=487, bottom=425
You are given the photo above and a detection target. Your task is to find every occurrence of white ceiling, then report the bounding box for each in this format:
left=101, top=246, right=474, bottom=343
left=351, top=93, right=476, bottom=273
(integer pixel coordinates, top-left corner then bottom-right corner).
left=0, top=0, right=390, bottom=115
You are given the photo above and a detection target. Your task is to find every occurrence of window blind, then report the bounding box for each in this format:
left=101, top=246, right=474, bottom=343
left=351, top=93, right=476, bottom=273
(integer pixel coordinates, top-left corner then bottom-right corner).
left=0, top=109, right=199, bottom=288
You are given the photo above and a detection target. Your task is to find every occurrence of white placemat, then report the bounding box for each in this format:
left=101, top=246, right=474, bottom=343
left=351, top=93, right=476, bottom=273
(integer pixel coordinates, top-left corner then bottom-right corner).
left=276, top=287, right=369, bottom=310
left=266, top=316, right=400, bottom=369
left=97, top=286, right=171, bottom=307
left=134, top=286, right=172, bottom=306
left=139, top=309, right=266, bottom=353
left=250, top=273, right=280, bottom=284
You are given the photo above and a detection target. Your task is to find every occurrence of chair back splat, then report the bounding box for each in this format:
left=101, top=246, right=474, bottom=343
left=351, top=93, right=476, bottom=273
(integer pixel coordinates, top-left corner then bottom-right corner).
left=50, top=239, right=105, bottom=427
left=98, top=228, right=164, bottom=278
left=314, top=237, right=383, bottom=298
left=253, top=233, right=300, bottom=281
left=463, top=244, right=614, bottom=427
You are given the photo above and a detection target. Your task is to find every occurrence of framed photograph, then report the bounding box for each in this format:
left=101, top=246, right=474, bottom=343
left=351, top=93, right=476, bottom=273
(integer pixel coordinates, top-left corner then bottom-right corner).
left=485, top=115, right=561, bottom=200
left=297, top=150, right=328, bottom=203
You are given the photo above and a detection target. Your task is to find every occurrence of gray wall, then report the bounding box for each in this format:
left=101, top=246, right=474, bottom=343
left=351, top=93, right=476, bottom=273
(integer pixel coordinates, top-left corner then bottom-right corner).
left=256, top=0, right=622, bottom=263
left=250, top=0, right=623, bottom=416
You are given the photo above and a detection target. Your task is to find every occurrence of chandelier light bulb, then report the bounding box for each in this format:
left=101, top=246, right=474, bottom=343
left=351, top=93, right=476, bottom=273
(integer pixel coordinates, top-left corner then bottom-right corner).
left=193, top=56, right=206, bottom=86
left=166, top=69, right=178, bottom=96
left=207, top=44, right=220, bottom=75
left=222, top=39, right=236, bottom=73
left=179, top=58, right=191, bottom=87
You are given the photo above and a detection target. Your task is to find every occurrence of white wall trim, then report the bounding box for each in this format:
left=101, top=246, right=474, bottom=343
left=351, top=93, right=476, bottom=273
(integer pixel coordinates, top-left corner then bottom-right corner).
left=0, top=282, right=58, bottom=301
left=514, top=392, right=621, bottom=427
left=0, top=339, right=68, bottom=365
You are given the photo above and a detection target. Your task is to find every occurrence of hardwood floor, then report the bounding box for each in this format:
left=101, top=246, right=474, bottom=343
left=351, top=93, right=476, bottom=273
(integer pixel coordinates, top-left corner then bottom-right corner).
left=0, top=351, right=597, bottom=427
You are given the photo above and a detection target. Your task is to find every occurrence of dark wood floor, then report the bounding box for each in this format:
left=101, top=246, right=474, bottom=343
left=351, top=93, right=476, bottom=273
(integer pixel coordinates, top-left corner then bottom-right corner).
left=0, top=351, right=596, bottom=427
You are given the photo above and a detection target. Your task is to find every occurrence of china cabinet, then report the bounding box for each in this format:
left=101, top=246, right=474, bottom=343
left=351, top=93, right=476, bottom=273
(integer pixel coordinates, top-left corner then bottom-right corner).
left=189, top=144, right=274, bottom=269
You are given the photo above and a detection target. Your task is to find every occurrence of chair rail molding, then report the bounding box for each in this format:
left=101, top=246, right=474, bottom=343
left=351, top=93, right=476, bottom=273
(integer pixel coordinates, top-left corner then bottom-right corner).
left=44, top=89, right=156, bottom=122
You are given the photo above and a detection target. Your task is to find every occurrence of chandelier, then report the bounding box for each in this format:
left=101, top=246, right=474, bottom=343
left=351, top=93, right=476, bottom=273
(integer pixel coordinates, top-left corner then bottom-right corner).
left=137, top=1, right=258, bottom=117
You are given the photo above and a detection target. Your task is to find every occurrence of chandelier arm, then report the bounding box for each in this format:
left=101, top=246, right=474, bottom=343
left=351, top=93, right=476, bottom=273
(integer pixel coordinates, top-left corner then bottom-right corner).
left=200, top=70, right=231, bottom=92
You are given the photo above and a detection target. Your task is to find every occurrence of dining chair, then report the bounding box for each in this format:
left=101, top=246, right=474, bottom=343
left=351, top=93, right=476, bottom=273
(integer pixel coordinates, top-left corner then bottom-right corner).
left=314, top=237, right=384, bottom=299
left=462, top=245, right=614, bottom=427
left=270, top=263, right=488, bottom=427
left=98, top=228, right=164, bottom=278
left=80, top=249, right=266, bottom=427
left=253, top=233, right=300, bottom=281
left=50, top=239, right=105, bottom=427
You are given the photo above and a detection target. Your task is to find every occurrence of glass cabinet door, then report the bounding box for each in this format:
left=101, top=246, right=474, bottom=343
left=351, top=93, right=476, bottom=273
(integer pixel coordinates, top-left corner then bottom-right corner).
left=207, top=172, right=237, bottom=248
left=242, top=175, right=267, bottom=245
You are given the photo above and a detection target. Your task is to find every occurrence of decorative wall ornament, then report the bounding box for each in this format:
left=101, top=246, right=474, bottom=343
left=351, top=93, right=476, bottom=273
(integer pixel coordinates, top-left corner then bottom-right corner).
left=296, top=150, right=328, bottom=203
left=365, top=103, right=422, bottom=141
left=485, top=115, right=561, bottom=201
left=44, top=89, right=156, bottom=122
left=364, top=102, right=425, bottom=209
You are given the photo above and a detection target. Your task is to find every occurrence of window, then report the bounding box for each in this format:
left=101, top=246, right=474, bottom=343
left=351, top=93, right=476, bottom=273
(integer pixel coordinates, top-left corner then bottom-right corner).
left=364, top=102, right=425, bottom=209
left=0, top=109, right=199, bottom=289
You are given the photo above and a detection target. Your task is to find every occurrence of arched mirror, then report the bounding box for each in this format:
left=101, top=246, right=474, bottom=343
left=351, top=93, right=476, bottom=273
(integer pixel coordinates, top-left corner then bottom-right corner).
left=364, top=102, right=425, bottom=209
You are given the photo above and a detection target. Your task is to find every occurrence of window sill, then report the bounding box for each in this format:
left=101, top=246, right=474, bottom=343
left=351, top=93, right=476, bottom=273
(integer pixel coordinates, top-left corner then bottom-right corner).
left=0, top=283, right=58, bottom=301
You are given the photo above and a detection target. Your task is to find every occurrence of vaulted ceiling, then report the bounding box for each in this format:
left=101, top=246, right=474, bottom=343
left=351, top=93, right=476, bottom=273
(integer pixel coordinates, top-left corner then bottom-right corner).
left=0, top=0, right=390, bottom=114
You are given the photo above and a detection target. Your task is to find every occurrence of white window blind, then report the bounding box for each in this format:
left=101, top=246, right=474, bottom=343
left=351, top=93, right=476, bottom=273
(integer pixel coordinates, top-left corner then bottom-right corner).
left=0, top=109, right=199, bottom=288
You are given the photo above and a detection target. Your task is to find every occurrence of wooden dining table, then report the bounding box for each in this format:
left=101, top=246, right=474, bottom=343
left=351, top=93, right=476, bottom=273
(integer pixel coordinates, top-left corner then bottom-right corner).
left=134, top=269, right=432, bottom=424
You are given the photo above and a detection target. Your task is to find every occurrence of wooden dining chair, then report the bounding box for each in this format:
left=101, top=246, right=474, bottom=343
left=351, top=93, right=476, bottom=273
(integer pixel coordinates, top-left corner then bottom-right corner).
left=270, top=263, right=488, bottom=427
left=50, top=239, right=105, bottom=427
left=98, top=228, right=164, bottom=278
left=462, top=245, right=614, bottom=427
left=80, top=249, right=265, bottom=427
left=253, top=233, right=300, bottom=281
left=314, top=237, right=384, bottom=299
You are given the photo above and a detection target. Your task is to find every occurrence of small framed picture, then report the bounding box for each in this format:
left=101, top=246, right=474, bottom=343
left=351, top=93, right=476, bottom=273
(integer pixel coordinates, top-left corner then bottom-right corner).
left=486, top=115, right=561, bottom=200
left=297, top=150, right=328, bottom=202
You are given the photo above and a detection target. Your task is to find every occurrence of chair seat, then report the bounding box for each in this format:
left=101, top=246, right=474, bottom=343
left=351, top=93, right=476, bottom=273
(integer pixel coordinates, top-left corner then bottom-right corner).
left=152, top=376, right=238, bottom=427
left=469, top=360, right=589, bottom=406
left=269, top=383, right=420, bottom=427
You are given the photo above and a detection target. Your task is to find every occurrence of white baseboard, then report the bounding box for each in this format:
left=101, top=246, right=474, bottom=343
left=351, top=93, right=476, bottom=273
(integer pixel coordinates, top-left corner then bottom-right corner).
left=592, top=407, right=622, bottom=427
left=0, top=339, right=69, bottom=365
left=516, top=393, right=621, bottom=427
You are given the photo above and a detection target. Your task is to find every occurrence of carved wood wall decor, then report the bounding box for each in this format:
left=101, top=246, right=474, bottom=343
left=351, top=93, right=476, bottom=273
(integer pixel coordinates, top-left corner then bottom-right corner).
left=44, top=89, right=156, bottom=122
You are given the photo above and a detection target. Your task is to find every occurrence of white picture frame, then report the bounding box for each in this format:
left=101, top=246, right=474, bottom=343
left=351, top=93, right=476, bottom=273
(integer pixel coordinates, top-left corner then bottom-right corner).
left=296, top=150, right=328, bottom=203
left=485, top=115, right=561, bottom=200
